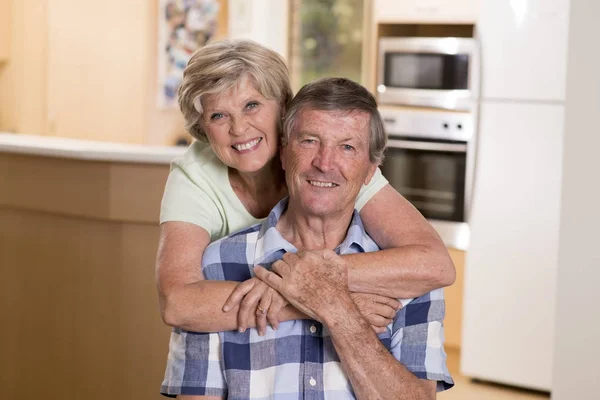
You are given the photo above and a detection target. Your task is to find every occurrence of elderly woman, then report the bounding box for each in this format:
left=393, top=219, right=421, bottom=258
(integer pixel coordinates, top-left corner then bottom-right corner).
left=157, top=39, right=455, bottom=398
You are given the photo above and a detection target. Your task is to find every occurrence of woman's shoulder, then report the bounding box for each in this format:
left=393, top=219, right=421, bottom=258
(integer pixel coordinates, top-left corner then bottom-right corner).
left=171, top=140, right=226, bottom=182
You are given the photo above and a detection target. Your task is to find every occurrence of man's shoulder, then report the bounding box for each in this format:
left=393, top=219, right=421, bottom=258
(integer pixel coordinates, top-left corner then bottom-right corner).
left=202, top=222, right=263, bottom=266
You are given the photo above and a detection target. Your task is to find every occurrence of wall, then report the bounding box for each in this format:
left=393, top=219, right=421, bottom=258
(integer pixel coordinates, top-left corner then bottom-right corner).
left=0, top=1, right=228, bottom=145
left=552, top=1, right=600, bottom=399
left=0, top=0, right=48, bottom=134
left=228, top=0, right=289, bottom=58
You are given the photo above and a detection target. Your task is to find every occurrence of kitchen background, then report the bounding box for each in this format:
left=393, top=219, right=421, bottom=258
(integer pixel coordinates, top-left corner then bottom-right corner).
left=0, top=1, right=598, bottom=399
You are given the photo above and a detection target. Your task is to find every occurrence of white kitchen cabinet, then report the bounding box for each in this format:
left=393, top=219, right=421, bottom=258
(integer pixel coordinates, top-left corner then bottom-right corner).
left=373, top=0, right=479, bottom=24
left=461, top=101, right=564, bottom=391
left=478, top=0, right=570, bottom=101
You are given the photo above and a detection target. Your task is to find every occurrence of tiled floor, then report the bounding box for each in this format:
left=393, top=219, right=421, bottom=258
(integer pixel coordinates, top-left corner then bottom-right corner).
left=439, top=349, right=550, bottom=400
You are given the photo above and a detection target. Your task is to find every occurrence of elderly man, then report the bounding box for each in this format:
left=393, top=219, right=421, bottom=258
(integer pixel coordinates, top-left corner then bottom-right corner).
left=166, top=78, right=453, bottom=399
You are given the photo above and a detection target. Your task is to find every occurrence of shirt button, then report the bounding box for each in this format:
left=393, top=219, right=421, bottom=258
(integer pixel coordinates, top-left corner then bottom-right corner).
left=310, top=325, right=317, bottom=334
left=309, top=377, right=317, bottom=386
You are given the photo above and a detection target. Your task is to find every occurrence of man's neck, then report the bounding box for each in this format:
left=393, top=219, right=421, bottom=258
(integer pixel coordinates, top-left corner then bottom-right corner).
left=276, top=203, right=355, bottom=251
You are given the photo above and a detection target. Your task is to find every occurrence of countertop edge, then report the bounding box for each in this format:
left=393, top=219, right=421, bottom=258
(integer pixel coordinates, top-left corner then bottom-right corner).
left=0, top=133, right=186, bottom=165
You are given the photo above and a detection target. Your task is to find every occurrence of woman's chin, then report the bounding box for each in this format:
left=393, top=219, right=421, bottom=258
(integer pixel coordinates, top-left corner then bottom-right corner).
left=232, top=157, right=277, bottom=174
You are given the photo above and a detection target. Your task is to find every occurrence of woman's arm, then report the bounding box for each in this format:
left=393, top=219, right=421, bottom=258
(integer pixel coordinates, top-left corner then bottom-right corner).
left=348, top=184, right=456, bottom=299
left=156, top=221, right=306, bottom=332
left=156, top=221, right=399, bottom=332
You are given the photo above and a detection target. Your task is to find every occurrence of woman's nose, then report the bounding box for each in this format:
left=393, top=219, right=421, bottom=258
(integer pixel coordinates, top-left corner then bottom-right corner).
left=230, top=116, right=249, bottom=136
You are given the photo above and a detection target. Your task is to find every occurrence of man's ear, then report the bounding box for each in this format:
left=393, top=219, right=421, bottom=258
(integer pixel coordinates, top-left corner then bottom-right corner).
left=363, top=163, right=378, bottom=186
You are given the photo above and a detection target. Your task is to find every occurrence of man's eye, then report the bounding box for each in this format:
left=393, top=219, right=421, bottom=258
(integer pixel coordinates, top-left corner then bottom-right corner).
left=210, top=113, right=224, bottom=121
left=302, top=139, right=316, bottom=145
left=342, top=144, right=355, bottom=151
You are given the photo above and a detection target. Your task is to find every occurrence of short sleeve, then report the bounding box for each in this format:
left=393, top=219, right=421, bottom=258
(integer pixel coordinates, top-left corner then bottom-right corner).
left=160, top=330, right=227, bottom=397
left=159, top=164, right=224, bottom=239
left=389, top=289, right=454, bottom=391
left=355, top=167, right=388, bottom=211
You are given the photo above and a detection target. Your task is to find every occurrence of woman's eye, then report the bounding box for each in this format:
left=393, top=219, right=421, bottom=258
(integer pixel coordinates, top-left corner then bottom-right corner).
left=245, top=101, right=259, bottom=110
left=210, top=113, right=224, bottom=121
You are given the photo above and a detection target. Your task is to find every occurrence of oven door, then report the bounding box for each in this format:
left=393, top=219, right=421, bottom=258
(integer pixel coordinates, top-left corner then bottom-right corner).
left=381, top=138, right=467, bottom=222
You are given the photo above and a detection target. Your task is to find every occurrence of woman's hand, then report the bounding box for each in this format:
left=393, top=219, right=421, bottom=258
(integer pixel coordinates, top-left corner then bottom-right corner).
left=223, top=277, right=289, bottom=336
left=350, top=293, right=401, bottom=333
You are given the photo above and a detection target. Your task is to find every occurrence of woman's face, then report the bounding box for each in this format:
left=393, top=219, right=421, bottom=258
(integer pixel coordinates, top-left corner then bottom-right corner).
left=200, top=76, right=281, bottom=174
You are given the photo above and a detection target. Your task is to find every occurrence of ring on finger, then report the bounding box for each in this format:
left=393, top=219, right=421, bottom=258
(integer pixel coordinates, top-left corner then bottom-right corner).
left=257, top=306, right=268, bottom=315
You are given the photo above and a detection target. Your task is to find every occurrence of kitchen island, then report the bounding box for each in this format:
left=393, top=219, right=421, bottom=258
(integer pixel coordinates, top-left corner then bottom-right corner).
left=0, top=133, right=184, bottom=400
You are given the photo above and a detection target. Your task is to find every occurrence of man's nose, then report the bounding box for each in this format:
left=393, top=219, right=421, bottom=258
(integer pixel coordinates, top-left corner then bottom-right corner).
left=312, top=146, right=335, bottom=171
left=230, top=115, right=249, bottom=136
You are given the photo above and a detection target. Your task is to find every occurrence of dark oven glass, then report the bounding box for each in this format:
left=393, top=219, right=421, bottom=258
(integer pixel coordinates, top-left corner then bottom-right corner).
left=384, top=52, right=469, bottom=90
left=381, top=144, right=466, bottom=222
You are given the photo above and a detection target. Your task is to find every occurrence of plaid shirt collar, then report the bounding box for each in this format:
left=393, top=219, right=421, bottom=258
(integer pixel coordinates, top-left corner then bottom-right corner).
left=254, top=197, right=369, bottom=265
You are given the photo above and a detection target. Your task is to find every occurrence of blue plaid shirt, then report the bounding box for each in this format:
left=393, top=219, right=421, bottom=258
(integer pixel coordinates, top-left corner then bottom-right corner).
left=161, top=198, right=454, bottom=398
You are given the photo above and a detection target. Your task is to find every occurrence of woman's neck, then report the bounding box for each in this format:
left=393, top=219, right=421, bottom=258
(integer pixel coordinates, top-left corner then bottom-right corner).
left=229, top=157, right=287, bottom=219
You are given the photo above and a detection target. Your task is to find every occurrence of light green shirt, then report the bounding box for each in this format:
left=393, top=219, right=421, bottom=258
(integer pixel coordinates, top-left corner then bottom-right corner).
left=160, top=141, right=388, bottom=240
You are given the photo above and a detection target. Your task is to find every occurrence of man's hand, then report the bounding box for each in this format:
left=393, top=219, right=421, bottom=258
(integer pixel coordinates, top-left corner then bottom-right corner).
left=222, top=277, right=289, bottom=335
left=350, top=293, right=401, bottom=333
left=254, top=250, right=351, bottom=322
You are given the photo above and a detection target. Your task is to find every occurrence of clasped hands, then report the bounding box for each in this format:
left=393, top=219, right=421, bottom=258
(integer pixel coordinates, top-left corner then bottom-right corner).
left=222, top=250, right=401, bottom=336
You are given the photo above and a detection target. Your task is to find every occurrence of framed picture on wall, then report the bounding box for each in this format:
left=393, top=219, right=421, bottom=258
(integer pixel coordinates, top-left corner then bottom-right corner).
left=158, top=0, right=220, bottom=108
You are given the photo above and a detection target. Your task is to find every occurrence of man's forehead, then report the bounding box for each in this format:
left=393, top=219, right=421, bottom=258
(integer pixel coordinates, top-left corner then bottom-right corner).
left=294, top=108, right=370, bottom=135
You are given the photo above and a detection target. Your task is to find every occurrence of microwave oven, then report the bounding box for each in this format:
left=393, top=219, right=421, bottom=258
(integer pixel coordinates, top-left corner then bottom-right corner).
left=377, top=37, right=479, bottom=111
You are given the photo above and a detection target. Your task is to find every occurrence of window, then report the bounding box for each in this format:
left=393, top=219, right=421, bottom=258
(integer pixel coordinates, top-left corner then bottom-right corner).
left=288, top=0, right=365, bottom=91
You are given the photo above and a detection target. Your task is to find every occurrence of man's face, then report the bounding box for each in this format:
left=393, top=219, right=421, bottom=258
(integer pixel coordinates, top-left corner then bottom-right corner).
left=281, top=108, right=377, bottom=218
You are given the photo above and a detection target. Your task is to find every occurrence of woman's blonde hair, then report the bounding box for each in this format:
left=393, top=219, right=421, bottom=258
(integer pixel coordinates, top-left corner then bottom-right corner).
left=178, top=39, right=293, bottom=141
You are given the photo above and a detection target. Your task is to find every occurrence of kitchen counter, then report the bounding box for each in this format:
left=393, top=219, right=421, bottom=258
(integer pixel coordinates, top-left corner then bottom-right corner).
left=0, top=132, right=186, bottom=164
left=0, top=134, right=175, bottom=399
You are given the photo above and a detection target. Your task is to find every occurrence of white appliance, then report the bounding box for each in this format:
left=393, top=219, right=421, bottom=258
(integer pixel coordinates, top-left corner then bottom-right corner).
left=377, top=37, right=478, bottom=111
left=460, top=0, right=570, bottom=392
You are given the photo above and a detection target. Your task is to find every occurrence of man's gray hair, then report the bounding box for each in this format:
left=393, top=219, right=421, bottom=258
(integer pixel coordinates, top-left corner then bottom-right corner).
left=282, top=77, right=387, bottom=165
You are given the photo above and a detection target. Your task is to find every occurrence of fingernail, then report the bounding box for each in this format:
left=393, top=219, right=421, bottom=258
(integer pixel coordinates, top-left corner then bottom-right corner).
left=239, top=328, right=245, bottom=333
left=223, top=305, right=230, bottom=312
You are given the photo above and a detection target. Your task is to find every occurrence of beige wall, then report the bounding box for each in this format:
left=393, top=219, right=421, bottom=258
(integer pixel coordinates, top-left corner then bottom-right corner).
left=0, top=0, right=228, bottom=145
left=552, top=1, right=600, bottom=399
left=0, top=0, right=11, bottom=61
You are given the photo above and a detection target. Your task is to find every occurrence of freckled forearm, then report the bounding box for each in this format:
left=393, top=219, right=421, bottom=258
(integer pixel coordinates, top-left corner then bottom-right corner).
left=323, top=301, right=433, bottom=400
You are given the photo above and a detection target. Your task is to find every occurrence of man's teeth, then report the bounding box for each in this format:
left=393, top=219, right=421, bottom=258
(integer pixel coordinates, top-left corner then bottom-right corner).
left=309, top=181, right=336, bottom=188
left=233, top=138, right=261, bottom=151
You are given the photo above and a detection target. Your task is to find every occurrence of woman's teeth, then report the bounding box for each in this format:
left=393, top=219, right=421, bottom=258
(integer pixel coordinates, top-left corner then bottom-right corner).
left=233, top=138, right=261, bottom=151
left=309, top=181, right=337, bottom=188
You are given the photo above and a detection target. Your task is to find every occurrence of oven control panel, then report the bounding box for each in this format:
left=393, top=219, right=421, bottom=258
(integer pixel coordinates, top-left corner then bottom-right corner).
left=379, top=106, right=474, bottom=142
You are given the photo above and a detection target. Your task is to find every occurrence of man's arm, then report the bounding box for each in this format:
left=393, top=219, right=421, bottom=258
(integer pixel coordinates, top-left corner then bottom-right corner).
left=325, top=297, right=436, bottom=400
left=255, top=251, right=444, bottom=400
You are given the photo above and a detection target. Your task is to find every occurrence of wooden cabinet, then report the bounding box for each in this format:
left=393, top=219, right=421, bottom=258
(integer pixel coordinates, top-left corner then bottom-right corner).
left=0, top=0, right=11, bottom=61
left=373, top=0, right=479, bottom=24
